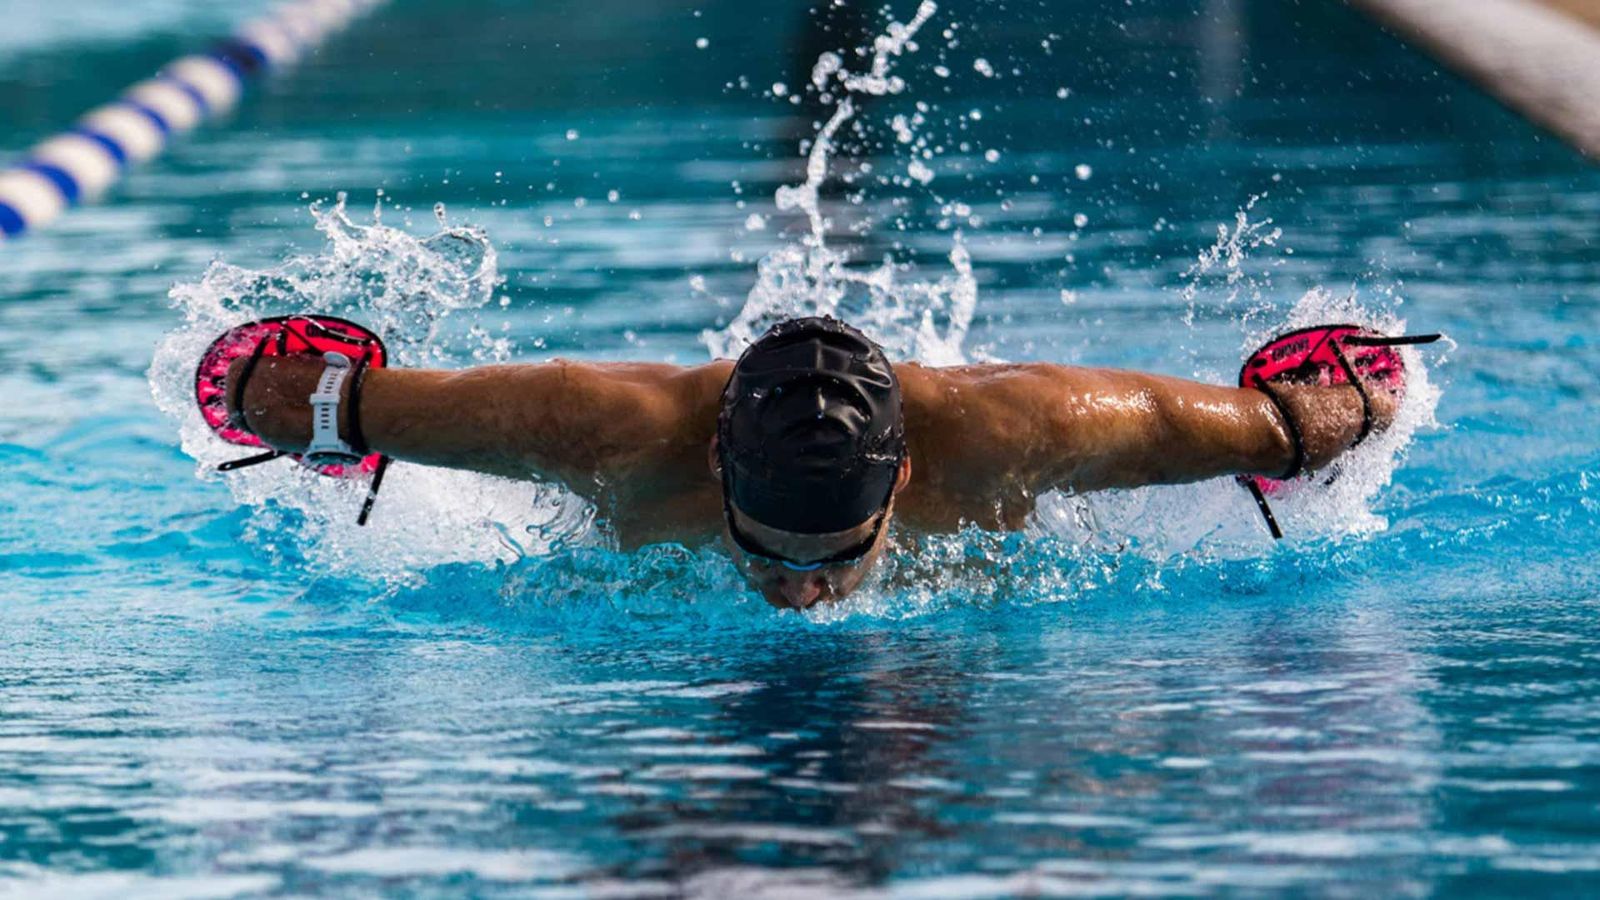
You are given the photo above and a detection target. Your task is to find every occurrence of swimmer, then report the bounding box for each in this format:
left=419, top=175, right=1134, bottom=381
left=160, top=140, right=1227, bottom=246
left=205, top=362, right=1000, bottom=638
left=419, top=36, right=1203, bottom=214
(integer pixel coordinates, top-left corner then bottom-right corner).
left=223, top=316, right=1402, bottom=610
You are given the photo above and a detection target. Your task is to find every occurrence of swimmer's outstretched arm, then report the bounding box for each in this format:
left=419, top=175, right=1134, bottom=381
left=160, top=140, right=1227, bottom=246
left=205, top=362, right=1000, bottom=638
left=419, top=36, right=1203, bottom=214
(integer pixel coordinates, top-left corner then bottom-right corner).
left=227, top=356, right=729, bottom=494
left=904, top=364, right=1391, bottom=495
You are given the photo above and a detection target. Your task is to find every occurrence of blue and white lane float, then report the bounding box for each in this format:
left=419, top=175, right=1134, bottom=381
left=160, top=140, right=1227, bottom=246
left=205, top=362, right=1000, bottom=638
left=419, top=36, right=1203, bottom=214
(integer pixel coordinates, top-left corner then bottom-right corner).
left=0, top=0, right=387, bottom=242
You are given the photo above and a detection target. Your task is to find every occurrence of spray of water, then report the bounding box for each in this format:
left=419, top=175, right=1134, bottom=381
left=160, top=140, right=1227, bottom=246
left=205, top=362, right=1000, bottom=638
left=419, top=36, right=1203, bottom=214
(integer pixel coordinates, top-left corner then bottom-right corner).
left=702, top=1, right=976, bottom=368
left=148, top=195, right=593, bottom=582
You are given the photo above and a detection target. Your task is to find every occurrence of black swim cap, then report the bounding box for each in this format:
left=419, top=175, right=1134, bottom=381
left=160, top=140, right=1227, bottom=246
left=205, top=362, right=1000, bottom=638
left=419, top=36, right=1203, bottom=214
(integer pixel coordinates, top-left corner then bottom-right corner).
left=717, top=317, right=905, bottom=534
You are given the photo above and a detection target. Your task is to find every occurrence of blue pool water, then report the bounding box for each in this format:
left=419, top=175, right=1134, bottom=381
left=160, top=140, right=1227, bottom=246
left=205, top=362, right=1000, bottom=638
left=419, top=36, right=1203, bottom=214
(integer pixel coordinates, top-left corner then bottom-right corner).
left=4, top=0, right=1600, bottom=895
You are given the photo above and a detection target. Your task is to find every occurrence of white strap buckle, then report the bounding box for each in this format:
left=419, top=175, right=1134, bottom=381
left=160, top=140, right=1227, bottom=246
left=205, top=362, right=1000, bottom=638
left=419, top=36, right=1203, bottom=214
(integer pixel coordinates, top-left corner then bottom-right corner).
left=304, top=351, right=360, bottom=463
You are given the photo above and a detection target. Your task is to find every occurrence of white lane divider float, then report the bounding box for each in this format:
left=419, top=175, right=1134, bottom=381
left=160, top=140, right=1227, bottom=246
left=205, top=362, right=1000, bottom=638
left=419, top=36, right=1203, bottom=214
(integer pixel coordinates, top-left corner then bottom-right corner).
left=0, top=0, right=388, bottom=242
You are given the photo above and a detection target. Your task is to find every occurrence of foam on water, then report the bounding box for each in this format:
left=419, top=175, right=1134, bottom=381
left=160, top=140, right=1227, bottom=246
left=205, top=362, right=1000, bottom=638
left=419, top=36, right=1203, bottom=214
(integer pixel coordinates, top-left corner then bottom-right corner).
left=149, top=1, right=1443, bottom=615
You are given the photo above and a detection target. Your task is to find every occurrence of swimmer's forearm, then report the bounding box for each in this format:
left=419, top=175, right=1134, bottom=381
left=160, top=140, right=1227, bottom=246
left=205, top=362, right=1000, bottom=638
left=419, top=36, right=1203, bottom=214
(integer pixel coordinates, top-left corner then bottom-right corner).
left=230, top=358, right=527, bottom=477
left=1049, top=375, right=1287, bottom=491
left=233, top=358, right=606, bottom=480
left=1145, top=382, right=1382, bottom=483
left=229, top=356, right=711, bottom=486
left=1030, top=369, right=1386, bottom=492
left=359, top=368, right=534, bottom=476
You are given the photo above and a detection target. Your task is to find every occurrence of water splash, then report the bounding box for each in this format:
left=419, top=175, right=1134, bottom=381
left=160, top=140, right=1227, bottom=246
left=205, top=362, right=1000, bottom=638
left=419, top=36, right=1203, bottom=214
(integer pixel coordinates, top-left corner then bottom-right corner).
left=1174, top=194, right=1287, bottom=380
left=148, top=196, right=591, bottom=581
left=1179, top=194, right=1285, bottom=321
left=1044, top=277, right=1444, bottom=562
left=703, top=1, right=976, bottom=367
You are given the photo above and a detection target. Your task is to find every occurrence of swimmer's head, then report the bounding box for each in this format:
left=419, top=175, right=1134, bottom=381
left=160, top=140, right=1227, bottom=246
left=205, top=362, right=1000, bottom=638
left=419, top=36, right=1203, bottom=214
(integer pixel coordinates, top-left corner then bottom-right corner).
left=714, top=316, right=910, bottom=609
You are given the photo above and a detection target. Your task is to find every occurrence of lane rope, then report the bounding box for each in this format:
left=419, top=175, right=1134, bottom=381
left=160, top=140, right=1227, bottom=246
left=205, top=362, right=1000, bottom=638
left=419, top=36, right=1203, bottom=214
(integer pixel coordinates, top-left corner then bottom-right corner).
left=0, top=0, right=388, bottom=242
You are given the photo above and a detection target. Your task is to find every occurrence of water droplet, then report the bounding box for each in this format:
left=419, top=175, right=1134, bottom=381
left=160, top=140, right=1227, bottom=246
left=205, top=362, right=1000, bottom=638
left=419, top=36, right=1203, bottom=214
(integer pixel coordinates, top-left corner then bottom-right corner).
left=1075, top=164, right=1093, bottom=181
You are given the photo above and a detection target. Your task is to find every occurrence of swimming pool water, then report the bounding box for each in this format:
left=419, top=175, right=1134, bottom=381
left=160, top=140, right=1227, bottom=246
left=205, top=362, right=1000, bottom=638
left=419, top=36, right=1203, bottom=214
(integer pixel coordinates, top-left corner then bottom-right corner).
left=4, top=0, right=1600, bottom=895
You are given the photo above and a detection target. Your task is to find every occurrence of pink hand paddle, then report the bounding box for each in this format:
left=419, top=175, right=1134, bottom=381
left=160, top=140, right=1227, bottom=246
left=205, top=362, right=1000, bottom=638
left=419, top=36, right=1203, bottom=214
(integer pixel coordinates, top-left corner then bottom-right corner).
left=1236, top=323, right=1441, bottom=539
left=194, top=315, right=391, bottom=524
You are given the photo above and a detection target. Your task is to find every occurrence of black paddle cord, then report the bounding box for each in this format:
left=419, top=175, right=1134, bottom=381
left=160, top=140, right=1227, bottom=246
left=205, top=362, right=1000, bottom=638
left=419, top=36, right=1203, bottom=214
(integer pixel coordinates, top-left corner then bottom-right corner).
left=1239, top=376, right=1303, bottom=541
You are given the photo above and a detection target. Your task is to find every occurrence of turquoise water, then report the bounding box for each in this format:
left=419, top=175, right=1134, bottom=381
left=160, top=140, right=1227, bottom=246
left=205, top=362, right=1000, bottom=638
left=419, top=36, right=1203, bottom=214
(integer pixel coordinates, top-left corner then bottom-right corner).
left=5, top=0, right=1600, bottom=895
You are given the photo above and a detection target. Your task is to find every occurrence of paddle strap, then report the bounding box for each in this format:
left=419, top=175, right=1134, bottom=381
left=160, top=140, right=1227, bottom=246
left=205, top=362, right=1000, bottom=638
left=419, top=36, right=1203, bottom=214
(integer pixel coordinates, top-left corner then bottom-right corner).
left=1252, top=376, right=1307, bottom=481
